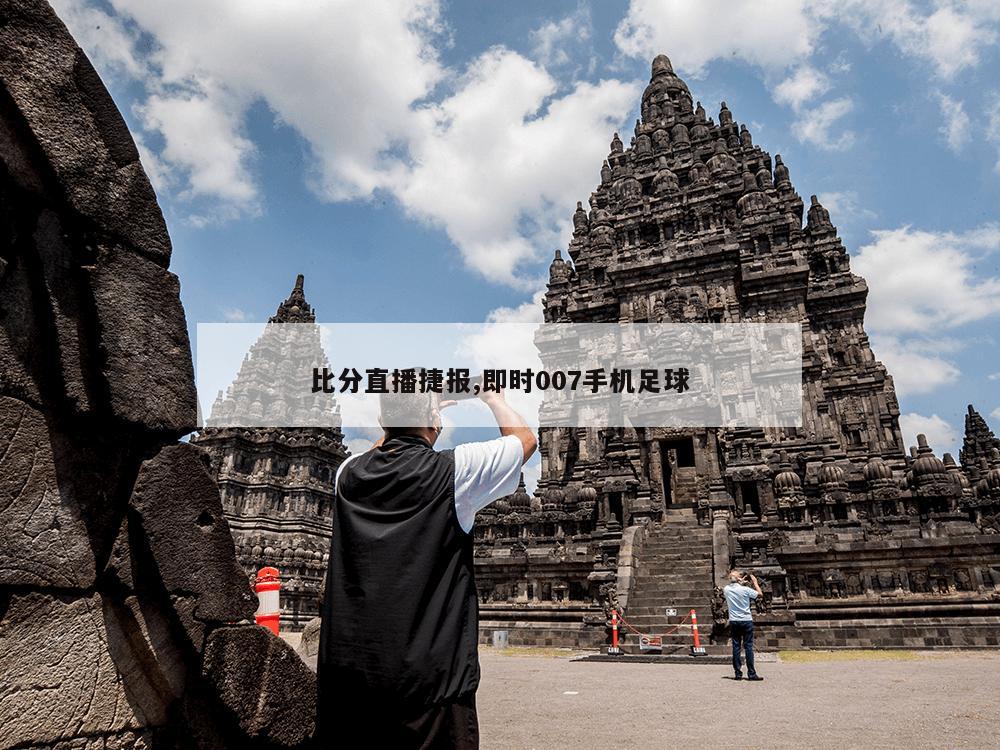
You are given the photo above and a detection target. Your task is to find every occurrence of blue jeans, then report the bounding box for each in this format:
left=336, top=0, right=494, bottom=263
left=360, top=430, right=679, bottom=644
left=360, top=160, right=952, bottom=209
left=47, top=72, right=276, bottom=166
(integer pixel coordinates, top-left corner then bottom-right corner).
left=730, top=620, right=757, bottom=677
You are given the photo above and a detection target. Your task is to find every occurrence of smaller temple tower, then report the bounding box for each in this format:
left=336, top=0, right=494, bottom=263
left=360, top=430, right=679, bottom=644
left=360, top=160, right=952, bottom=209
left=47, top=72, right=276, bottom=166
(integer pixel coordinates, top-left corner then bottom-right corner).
left=192, top=275, right=349, bottom=629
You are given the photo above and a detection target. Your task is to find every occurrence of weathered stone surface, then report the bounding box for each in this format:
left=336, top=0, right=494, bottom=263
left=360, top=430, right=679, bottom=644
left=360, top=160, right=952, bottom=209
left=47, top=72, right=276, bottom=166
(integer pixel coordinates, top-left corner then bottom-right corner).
left=0, top=183, right=98, bottom=415
left=0, top=20, right=194, bottom=433
left=86, top=244, right=196, bottom=434
left=0, top=2, right=317, bottom=746
left=295, top=616, right=321, bottom=666
left=0, top=593, right=147, bottom=748
left=129, top=443, right=257, bottom=647
left=0, top=0, right=170, bottom=262
left=0, top=396, right=96, bottom=587
left=202, top=625, right=316, bottom=747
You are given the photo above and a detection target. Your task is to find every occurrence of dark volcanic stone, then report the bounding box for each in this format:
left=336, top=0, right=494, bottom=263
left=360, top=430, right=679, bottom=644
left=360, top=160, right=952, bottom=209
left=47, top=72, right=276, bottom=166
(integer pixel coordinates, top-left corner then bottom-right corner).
left=85, top=243, right=197, bottom=434
left=0, top=592, right=148, bottom=746
left=129, top=444, right=257, bottom=647
left=202, top=625, right=317, bottom=747
left=0, top=395, right=97, bottom=587
left=0, top=0, right=170, bottom=262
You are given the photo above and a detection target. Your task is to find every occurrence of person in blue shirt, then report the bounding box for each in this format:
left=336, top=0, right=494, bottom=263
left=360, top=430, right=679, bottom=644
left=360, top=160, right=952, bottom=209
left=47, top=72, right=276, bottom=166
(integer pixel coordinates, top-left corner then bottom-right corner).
left=722, top=569, right=764, bottom=681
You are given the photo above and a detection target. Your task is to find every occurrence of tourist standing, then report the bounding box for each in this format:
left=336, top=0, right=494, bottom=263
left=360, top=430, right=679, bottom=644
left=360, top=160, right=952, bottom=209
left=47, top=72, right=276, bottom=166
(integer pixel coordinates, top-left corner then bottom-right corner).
left=316, top=385, right=536, bottom=749
left=723, top=569, right=764, bottom=681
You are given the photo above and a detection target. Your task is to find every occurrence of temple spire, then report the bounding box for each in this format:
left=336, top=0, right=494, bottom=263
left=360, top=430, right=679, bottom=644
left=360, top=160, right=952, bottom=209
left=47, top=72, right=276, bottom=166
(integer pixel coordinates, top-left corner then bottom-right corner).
left=960, top=404, right=1000, bottom=482
left=270, top=273, right=315, bottom=323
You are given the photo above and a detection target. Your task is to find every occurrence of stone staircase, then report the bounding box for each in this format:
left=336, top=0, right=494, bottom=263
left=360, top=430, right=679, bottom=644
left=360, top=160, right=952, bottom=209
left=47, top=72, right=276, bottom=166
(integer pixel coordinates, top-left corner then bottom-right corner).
left=622, top=507, right=723, bottom=654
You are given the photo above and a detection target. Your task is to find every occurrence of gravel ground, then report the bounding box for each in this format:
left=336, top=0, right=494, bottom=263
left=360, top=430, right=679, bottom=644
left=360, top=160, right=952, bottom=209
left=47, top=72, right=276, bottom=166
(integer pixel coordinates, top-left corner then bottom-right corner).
left=476, top=649, right=1000, bottom=750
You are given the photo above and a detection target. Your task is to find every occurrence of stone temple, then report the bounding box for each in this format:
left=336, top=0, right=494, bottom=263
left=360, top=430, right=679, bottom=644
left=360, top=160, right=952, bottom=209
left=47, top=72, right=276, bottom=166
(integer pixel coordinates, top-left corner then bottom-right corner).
left=470, top=55, right=1000, bottom=650
left=201, top=54, right=1000, bottom=653
left=192, top=275, right=348, bottom=630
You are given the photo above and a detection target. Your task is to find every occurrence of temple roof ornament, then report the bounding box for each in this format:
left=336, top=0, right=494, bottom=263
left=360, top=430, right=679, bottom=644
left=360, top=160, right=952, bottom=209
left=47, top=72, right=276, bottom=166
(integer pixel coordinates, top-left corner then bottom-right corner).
left=706, top=139, right=738, bottom=175
left=960, top=404, right=1000, bottom=481
left=863, top=454, right=894, bottom=484
left=719, top=101, right=733, bottom=128
left=912, top=433, right=946, bottom=480
left=773, top=154, right=791, bottom=189
left=548, top=249, right=571, bottom=284
left=270, top=273, right=315, bottom=323
left=773, top=453, right=802, bottom=494
left=806, top=195, right=834, bottom=232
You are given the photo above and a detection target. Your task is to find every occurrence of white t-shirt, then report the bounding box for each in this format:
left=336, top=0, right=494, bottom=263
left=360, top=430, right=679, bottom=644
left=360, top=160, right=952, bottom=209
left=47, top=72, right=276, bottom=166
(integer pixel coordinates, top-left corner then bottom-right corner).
left=335, top=435, right=525, bottom=533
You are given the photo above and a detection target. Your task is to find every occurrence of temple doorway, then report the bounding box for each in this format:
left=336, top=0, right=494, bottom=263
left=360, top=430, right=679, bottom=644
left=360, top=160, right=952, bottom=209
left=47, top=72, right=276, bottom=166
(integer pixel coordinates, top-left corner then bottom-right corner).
left=660, top=437, right=696, bottom=506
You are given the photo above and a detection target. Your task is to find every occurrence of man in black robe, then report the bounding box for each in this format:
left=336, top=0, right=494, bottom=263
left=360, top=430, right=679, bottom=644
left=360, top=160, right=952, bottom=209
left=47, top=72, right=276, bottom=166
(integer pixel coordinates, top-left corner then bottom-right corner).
left=317, top=386, right=536, bottom=748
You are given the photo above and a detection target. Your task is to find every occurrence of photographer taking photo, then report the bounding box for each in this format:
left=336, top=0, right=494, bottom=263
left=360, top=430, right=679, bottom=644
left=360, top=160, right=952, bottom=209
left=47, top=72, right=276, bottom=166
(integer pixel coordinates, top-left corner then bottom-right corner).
left=316, top=381, right=536, bottom=749
left=723, top=569, right=765, bottom=682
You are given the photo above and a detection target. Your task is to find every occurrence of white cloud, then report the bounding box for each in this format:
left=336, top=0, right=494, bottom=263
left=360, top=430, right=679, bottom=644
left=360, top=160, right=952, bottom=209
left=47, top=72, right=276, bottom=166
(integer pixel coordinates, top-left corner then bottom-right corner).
left=869, top=336, right=960, bottom=397
left=133, top=135, right=172, bottom=196
left=988, top=372, right=1000, bottom=381
left=54, top=0, right=637, bottom=287
left=614, top=0, right=1000, bottom=80
left=137, top=91, right=258, bottom=212
left=791, top=96, right=855, bottom=150
left=55, top=0, right=446, bottom=221
left=531, top=5, right=591, bottom=68
left=221, top=307, right=249, bottom=323
left=773, top=65, right=829, bottom=110
left=389, top=50, right=638, bottom=286
left=934, top=91, right=971, bottom=152
left=991, top=407, right=1000, bottom=421
left=829, top=0, right=999, bottom=79
left=49, top=0, right=146, bottom=78
left=899, top=412, right=958, bottom=458
left=987, top=92, right=1000, bottom=173
left=818, top=190, right=875, bottom=222
left=852, top=224, right=1000, bottom=334
left=345, top=436, right=378, bottom=456
left=614, top=0, right=819, bottom=75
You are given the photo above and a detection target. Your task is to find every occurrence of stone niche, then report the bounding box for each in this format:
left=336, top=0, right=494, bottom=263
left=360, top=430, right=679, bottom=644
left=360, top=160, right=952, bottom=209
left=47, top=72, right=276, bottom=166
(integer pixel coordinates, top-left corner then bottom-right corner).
left=0, top=1, right=315, bottom=747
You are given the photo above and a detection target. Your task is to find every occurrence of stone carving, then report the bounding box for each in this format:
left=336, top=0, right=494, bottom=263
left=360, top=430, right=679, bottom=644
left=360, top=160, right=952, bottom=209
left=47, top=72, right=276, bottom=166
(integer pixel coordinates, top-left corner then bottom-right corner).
left=476, top=53, right=1000, bottom=649
left=0, top=2, right=315, bottom=745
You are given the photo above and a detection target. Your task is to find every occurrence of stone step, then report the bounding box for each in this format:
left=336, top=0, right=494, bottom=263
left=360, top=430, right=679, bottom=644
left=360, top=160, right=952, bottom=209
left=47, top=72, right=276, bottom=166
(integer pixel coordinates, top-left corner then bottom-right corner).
left=627, top=513, right=716, bottom=648
left=631, top=598, right=714, bottom=606
left=640, top=553, right=712, bottom=561
left=621, top=619, right=713, bottom=633
left=644, top=535, right=714, bottom=544
left=634, top=570, right=713, bottom=579
left=622, top=616, right=713, bottom=628
left=633, top=579, right=713, bottom=588
left=630, top=588, right=713, bottom=597
left=642, top=543, right=712, bottom=551
left=629, top=600, right=713, bottom=610
left=626, top=607, right=714, bottom=618
left=632, top=587, right=713, bottom=597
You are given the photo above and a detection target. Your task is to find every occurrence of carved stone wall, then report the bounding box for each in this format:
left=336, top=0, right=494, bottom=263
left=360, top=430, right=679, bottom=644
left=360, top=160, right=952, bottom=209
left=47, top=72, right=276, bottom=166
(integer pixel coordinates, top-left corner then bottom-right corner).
left=472, top=54, right=1000, bottom=649
left=0, top=2, right=315, bottom=746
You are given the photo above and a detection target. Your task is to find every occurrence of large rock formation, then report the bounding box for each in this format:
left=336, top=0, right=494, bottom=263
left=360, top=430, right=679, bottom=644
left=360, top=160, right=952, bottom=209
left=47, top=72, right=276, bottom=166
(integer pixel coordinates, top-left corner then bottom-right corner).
left=0, top=1, right=315, bottom=747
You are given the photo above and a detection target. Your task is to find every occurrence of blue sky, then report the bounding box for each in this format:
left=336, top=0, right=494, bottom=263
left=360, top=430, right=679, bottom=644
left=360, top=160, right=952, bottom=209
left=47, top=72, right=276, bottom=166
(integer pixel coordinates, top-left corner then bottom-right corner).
left=53, top=0, right=1000, bottom=461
